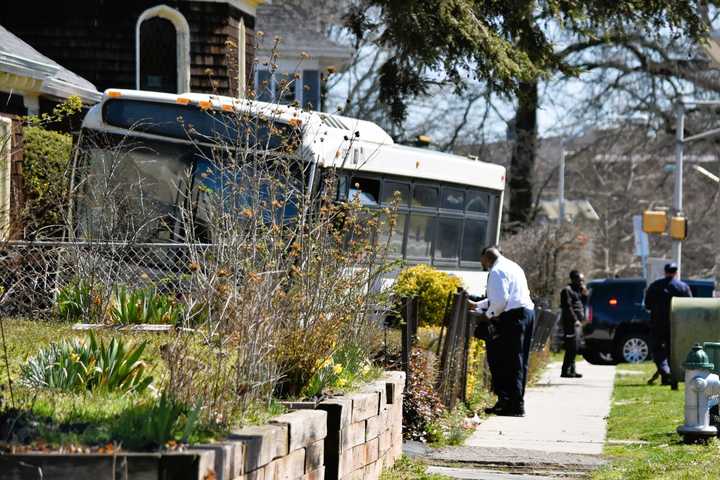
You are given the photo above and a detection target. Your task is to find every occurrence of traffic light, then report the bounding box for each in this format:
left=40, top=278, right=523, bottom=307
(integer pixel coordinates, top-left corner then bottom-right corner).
left=670, top=216, right=688, bottom=240
left=642, top=210, right=667, bottom=234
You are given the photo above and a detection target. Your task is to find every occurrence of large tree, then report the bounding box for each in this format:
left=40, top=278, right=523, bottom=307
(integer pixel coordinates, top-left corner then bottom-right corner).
left=345, top=1, right=712, bottom=226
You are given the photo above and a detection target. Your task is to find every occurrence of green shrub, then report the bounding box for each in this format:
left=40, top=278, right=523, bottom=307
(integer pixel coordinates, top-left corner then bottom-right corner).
left=111, top=287, right=183, bottom=325
left=56, top=282, right=182, bottom=325
left=114, top=392, right=201, bottom=450
left=21, top=126, right=72, bottom=236
left=20, top=332, right=153, bottom=394
left=393, top=265, right=462, bottom=326
left=56, top=279, right=104, bottom=322
left=300, top=343, right=379, bottom=399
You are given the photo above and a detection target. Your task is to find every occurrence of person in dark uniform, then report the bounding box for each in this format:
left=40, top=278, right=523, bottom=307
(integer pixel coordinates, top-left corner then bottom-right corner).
left=560, top=270, right=588, bottom=378
left=644, top=262, right=692, bottom=385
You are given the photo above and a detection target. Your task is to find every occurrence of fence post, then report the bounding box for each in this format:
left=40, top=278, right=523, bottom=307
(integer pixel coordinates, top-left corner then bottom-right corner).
left=437, top=290, right=469, bottom=409
left=435, top=291, right=454, bottom=356
left=400, top=297, right=419, bottom=382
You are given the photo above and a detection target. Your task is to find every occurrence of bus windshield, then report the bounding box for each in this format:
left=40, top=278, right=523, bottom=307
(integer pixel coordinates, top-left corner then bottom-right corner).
left=75, top=132, right=306, bottom=243
left=76, top=135, right=193, bottom=242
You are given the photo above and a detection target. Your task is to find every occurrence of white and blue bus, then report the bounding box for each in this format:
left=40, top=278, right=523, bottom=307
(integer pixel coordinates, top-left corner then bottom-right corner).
left=75, top=89, right=506, bottom=292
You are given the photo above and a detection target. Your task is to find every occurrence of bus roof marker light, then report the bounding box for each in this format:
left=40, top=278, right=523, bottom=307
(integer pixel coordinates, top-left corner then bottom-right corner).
left=106, top=90, right=122, bottom=98
left=198, top=100, right=212, bottom=110
left=222, top=103, right=234, bottom=112
left=176, top=97, right=191, bottom=105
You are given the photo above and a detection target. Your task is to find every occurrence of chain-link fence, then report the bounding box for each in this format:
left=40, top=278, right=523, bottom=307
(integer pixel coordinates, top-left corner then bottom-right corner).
left=0, top=241, right=211, bottom=318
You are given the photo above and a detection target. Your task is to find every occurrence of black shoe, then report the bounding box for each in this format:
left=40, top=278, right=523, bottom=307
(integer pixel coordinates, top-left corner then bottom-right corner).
left=495, top=407, right=525, bottom=417
left=484, top=401, right=507, bottom=415
left=561, top=372, right=582, bottom=378
left=661, top=376, right=672, bottom=386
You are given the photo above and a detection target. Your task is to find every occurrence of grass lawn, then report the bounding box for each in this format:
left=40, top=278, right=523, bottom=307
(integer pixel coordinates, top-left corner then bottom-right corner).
left=0, top=318, right=287, bottom=449
left=380, top=456, right=452, bottom=480
left=0, top=318, right=167, bottom=385
left=594, top=362, right=720, bottom=479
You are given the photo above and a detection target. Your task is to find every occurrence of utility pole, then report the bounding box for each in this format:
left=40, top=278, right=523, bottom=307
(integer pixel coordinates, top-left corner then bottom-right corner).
left=673, top=105, right=684, bottom=277
left=558, top=137, right=565, bottom=225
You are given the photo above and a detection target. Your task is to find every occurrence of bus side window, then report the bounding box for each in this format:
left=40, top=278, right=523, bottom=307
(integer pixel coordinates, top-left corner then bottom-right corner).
left=442, top=187, right=465, bottom=210
left=377, top=212, right=406, bottom=257
left=466, top=191, right=490, bottom=213
left=349, top=176, right=380, bottom=206
left=382, top=181, right=410, bottom=206
left=406, top=214, right=435, bottom=259
left=461, top=219, right=487, bottom=263
left=413, top=185, right=438, bottom=209
left=436, top=217, right=461, bottom=261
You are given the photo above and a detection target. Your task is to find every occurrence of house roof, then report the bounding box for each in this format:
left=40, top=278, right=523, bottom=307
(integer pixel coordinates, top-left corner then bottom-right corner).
left=255, top=2, right=352, bottom=69
left=0, top=24, right=100, bottom=104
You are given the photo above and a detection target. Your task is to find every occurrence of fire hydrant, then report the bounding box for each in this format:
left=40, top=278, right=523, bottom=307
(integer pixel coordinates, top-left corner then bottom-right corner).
left=677, top=344, right=720, bottom=442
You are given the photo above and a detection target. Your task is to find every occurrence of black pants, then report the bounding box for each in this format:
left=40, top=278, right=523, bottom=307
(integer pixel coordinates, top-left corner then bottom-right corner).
left=650, top=327, right=671, bottom=378
left=561, top=334, right=577, bottom=376
left=494, top=308, right=535, bottom=408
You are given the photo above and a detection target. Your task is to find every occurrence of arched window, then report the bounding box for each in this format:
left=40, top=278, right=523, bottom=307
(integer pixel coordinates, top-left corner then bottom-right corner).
left=136, top=5, right=190, bottom=93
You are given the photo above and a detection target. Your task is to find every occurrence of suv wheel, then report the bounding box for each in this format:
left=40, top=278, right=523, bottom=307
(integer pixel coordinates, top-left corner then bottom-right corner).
left=617, top=334, right=650, bottom=363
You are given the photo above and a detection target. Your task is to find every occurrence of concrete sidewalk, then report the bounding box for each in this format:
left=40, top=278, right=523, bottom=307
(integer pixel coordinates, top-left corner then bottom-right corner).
left=464, top=360, right=616, bottom=455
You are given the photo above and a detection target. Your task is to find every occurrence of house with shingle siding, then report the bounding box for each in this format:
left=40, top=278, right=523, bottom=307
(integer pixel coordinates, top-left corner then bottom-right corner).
left=0, top=1, right=262, bottom=98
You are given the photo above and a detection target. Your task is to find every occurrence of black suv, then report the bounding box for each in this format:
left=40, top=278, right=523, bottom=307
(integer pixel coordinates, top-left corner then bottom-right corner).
left=581, top=277, right=715, bottom=364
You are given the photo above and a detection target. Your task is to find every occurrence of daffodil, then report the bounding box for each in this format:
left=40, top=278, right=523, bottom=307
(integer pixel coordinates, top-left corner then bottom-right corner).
left=333, top=364, right=343, bottom=375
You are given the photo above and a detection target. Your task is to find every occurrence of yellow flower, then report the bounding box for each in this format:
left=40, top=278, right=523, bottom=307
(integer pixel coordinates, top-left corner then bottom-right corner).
left=69, top=352, right=80, bottom=363
left=336, top=378, right=347, bottom=388
left=333, top=364, right=343, bottom=375
left=321, top=357, right=333, bottom=369
left=361, top=364, right=370, bottom=375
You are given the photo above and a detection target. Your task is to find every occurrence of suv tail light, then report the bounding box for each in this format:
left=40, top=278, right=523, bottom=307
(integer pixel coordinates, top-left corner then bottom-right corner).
left=587, top=306, right=593, bottom=324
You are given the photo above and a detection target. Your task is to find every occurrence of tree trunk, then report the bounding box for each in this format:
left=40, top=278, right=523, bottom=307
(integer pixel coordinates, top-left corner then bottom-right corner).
left=508, top=79, right=538, bottom=228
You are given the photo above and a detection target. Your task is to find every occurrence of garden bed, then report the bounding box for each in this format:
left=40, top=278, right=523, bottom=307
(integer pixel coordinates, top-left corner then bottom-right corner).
left=0, top=319, right=405, bottom=479
left=0, top=376, right=404, bottom=479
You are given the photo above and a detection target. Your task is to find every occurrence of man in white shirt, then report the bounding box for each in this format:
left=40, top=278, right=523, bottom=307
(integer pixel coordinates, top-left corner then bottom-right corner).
left=469, top=246, right=535, bottom=416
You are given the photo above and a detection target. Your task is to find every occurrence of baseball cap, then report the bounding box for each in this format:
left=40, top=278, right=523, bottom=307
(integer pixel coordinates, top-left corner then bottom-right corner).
left=664, top=262, right=678, bottom=273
